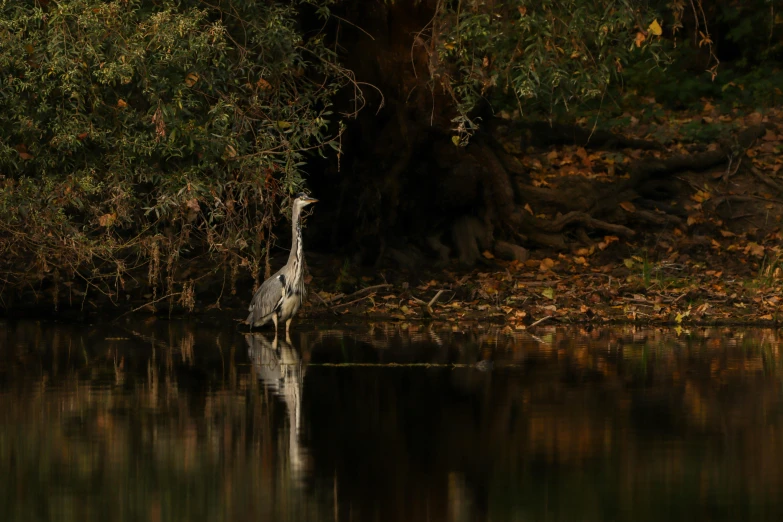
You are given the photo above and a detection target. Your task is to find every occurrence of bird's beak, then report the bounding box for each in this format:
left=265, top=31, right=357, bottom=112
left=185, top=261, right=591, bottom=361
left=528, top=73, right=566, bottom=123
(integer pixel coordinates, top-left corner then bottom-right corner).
left=304, top=197, right=318, bottom=204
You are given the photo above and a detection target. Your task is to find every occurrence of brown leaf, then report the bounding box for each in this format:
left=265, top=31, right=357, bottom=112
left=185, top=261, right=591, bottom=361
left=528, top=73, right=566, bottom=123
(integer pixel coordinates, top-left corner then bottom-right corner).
left=18, top=151, right=33, bottom=160
left=745, top=242, right=765, bottom=257
left=635, top=32, right=646, bottom=47
left=98, top=213, right=116, bottom=227
left=117, top=99, right=128, bottom=108
left=619, top=201, right=636, bottom=213
left=690, top=190, right=711, bottom=203
left=746, top=112, right=764, bottom=126
left=539, top=258, right=556, bottom=272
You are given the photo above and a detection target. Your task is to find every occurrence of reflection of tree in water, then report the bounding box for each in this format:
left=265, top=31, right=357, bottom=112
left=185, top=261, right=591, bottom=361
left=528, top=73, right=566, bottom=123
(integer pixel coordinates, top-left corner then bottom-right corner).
left=0, top=319, right=329, bottom=522
left=300, top=326, right=783, bottom=522
left=3, top=321, right=783, bottom=521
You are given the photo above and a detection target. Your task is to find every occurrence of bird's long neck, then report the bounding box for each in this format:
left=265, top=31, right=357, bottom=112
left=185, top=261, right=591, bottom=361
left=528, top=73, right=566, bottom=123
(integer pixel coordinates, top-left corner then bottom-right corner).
left=288, top=204, right=304, bottom=274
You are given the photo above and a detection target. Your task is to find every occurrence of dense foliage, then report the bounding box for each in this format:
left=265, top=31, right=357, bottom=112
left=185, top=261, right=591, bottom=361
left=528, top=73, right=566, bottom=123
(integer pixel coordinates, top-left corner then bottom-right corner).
left=0, top=0, right=346, bottom=302
left=432, top=0, right=663, bottom=141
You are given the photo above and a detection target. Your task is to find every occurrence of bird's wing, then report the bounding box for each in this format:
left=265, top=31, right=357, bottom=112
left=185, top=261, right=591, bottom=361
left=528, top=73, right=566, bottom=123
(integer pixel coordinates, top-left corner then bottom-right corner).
left=247, top=273, right=286, bottom=323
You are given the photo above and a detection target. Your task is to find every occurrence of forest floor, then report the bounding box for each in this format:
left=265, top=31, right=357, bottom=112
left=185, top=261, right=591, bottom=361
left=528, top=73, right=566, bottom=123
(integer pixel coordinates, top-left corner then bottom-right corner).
left=303, top=101, right=783, bottom=329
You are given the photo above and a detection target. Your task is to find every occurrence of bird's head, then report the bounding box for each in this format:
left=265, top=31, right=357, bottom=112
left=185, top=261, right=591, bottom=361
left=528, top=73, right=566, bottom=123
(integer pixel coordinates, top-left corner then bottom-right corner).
left=294, top=192, right=318, bottom=207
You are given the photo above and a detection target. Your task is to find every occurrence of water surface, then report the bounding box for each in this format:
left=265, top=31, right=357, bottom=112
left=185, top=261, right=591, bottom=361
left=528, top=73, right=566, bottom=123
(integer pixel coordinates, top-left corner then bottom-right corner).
left=2, top=319, right=783, bottom=521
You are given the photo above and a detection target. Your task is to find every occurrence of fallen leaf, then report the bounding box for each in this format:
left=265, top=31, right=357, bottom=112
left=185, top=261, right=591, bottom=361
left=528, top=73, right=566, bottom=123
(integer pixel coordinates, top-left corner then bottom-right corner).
left=539, top=258, right=556, bottom=272
left=690, top=190, right=711, bottom=203
left=541, top=287, right=555, bottom=299
left=117, top=99, right=127, bottom=108
left=674, top=309, right=690, bottom=324
left=744, top=242, right=765, bottom=257
left=619, top=201, right=636, bottom=213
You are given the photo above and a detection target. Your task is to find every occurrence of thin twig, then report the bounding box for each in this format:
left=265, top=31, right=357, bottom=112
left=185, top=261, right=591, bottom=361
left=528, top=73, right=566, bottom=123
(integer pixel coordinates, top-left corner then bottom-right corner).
left=329, top=284, right=391, bottom=304
left=111, top=292, right=181, bottom=321
left=331, top=292, right=377, bottom=310
left=528, top=315, right=554, bottom=328
left=427, top=289, right=445, bottom=308
left=322, top=292, right=346, bottom=305
left=333, top=15, right=375, bottom=40
left=409, top=295, right=427, bottom=305
left=312, top=291, right=339, bottom=315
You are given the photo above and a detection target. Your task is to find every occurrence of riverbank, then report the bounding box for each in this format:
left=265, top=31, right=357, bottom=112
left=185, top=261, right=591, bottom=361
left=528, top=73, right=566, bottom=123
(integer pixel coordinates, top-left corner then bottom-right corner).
left=2, top=242, right=781, bottom=328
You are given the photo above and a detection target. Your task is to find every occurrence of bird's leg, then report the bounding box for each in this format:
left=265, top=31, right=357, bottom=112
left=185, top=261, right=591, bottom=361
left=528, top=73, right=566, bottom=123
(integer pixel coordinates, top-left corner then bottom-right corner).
left=272, top=331, right=280, bottom=355
left=285, top=318, right=293, bottom=336
left=272, top=314, right=279, bottom=332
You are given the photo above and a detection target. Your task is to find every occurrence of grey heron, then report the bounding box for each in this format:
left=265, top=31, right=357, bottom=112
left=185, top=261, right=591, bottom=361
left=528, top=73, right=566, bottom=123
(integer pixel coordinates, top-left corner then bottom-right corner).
left=247, top=193, right=318, bottom=334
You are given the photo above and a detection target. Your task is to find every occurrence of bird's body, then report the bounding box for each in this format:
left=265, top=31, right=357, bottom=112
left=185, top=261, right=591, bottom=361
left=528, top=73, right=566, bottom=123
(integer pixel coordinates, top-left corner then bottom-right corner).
left=247, top=193, right=317, bottom=334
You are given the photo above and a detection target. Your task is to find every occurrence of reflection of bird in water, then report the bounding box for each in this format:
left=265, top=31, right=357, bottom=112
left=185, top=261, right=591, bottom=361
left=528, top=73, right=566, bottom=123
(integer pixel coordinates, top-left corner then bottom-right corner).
left=247, top=193, right=318, bottom=335
left=245, top=332, right=308, bottom=476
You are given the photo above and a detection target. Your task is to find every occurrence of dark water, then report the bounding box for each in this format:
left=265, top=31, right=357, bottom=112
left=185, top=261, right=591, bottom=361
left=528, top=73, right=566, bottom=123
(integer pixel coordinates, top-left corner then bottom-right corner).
left=2, top=319, right=783, bottom=521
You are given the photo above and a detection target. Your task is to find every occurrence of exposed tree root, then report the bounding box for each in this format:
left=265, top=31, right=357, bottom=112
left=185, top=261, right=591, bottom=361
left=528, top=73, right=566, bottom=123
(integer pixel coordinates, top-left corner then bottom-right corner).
left=498, top=124, right=767, bottom=252
left=533, top=211, right=635, bottom=237
left=750, top=166, right=783, bottom=195
left=338, top=110, right=769, bottom=266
